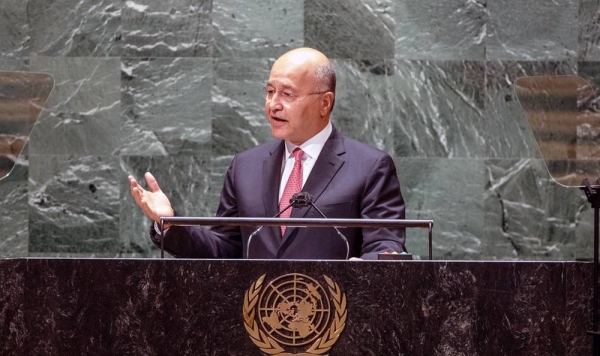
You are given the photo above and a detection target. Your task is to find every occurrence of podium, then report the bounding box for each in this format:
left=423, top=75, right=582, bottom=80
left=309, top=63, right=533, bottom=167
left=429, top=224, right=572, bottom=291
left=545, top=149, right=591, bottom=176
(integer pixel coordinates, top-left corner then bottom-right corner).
left=0, top=258, right=592, bottom=355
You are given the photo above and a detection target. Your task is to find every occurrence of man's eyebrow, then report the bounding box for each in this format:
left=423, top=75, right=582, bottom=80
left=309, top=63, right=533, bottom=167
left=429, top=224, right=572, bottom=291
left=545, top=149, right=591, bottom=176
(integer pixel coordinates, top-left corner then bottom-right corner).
left=265, top=82, right=295, bottom=90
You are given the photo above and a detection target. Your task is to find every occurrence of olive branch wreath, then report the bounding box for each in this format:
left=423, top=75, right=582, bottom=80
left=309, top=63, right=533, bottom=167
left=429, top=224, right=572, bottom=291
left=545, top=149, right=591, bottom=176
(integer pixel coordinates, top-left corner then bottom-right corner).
left=242, top=274, right=347, bottom=356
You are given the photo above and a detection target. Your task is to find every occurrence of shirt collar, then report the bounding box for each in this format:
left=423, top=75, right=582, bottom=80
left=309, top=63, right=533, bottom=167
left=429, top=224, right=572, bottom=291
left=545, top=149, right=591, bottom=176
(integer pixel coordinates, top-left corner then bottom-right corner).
left=284, top=121, right=332, bottom=160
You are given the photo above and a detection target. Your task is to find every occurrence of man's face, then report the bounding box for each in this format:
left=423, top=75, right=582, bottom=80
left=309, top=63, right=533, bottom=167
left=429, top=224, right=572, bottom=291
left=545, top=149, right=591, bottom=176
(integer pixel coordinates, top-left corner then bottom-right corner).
left=264, top=56, right=327, bottom=146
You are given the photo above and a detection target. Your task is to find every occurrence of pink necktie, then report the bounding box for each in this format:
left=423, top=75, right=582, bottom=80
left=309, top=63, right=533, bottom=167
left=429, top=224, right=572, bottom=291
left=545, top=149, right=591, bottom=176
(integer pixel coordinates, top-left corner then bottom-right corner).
left=279, top=148, right=304, bottom=235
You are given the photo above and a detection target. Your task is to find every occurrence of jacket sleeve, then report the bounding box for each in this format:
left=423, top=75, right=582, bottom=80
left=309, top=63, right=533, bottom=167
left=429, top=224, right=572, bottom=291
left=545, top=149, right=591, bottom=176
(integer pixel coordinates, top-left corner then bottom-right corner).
left=358, top=154, right=406, bottom=260
left=149, top=156, right=244, bottom=258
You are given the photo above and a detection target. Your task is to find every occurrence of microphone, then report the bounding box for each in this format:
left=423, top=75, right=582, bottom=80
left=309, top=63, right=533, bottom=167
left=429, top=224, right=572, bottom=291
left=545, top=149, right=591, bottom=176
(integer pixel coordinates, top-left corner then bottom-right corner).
left=289, top=192, right=312, bottom=207
left=297, top=193, right=350, bottom=260
left=245, top=192, right=301, bottom=258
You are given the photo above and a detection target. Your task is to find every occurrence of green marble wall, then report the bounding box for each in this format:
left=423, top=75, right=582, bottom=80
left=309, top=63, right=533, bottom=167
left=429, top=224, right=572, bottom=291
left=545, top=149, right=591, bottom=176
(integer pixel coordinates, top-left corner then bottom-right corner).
left=0, top=0, right=598, bottom=260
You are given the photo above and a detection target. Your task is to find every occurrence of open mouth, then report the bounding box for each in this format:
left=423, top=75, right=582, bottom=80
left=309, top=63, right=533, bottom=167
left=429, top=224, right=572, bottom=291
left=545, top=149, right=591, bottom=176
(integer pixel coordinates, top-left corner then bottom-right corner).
left=271, top=116, right=287, bottom=123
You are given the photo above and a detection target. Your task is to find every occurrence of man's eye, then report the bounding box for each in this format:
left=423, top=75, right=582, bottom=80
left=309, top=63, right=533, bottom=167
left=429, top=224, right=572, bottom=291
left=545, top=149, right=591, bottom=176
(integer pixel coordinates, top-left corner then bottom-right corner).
left=282, top=92, right=295, bottom=98
left=266, top=89, right=276, bottom=95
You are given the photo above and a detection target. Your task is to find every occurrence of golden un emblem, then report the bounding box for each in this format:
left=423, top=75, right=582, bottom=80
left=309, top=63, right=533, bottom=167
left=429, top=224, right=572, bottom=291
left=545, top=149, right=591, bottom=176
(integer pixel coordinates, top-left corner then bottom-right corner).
left=243, top=273, right=347, bottom=355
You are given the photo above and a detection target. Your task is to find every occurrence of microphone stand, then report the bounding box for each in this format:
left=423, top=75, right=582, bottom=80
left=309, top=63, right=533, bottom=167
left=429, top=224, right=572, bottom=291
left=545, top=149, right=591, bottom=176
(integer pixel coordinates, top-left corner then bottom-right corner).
left=246, top=202, right=294, bottom=259
left=297, top=196, right=350, bottom=260
left=160, top=217, right=433, bottom=260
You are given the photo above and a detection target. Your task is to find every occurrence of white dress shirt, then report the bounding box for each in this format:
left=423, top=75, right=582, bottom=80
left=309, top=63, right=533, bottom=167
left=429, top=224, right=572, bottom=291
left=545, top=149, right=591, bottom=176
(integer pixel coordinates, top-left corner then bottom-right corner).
left=279, top=121, right=332, bottom=202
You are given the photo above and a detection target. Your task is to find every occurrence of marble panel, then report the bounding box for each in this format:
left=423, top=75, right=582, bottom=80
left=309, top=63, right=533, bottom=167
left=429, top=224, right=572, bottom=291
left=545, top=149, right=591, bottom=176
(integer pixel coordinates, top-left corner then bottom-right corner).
left=579, top=0, right=600, bottom=61
left=120, top=57, right=212, bottom=156
left=331, top=59, right=395, bottom=152
left=394, top=0, right=486, bottom=60
left=211, top=57, right=272, bottom=158
left=22, top=259, right=168, bottom=355
left=28, top=57, right=121, bottom=155
left=484, top=159, right=585, bottom=260
left=472, top=262, right=566, bottom=354
left=213, top=0, right=303, bottom=58
left=208, top=155, right=231, bottom=215
left=486, top=0, right=577, bottom=60
left=0, top=0, right=29, bottom=58
left=0, top=259, right=25, bottom=353
left=122, top=0, right=213, bottom=57
left=305, top=0, right=394, bottom=59
left=395, top=157, right=485, bottom=260
left=121, top=154, right=213, bottom=256
left=0, top=162, right=29, bottom=257
left=8, top=259, right=592, bottom=355
left=28, top=155, right=120, bottom=253
left=484, top=61, right=577, bottom=158
left=27, top=0, right=121, bottom=56
left=564, top=262, right=594, bottom=354
left=0, top=58, right=29, bottom=72
left=391, top=60, right=486, bottom=158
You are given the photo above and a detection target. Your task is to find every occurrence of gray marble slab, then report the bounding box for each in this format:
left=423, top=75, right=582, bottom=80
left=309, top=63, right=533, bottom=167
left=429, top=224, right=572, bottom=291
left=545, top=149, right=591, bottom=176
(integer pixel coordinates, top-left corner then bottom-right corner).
left=486, top=0, right=578, bottom=60
left=484, top=159, right=584, bottom=260
left=394, top=0, right=486, bottom=60
left=579, top=0, right=600, bottom=61
left=27, top=0, right=122, bottom=56
left=331, top=59, right=395, bottom=152
left=305, top=0, right=394, bottom=59
left=395, top=157, right=484, bottom=259
left=28, top=57, right=122, bottom=155
left=391, top=60, right=487, bottom=157
left=0, top=0, right=596, bottom=261
left=0, top=0, right=29, bottom=58
left=213, top=0, right=303, bottom=58
left=0, top=58, right=29, bottom=72
left=28, top=155, right=120, bottom=253
left=120, top=57, right=212, bottom=156
left=211, top=57, right=272, bottom=158
left=122, top=0, right=213, bottom=57
left=0, top=162, right=28, bottom=257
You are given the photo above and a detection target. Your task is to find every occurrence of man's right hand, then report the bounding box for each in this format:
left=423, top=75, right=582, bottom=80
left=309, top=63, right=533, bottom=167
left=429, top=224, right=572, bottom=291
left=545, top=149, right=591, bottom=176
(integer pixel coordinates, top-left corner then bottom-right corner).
left=128, top=172, right=174, bottom=225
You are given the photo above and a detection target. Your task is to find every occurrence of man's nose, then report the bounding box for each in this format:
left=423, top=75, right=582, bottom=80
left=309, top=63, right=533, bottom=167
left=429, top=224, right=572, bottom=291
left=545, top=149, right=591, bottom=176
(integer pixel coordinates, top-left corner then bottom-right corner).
left=267, top=95, right=284, bottom=109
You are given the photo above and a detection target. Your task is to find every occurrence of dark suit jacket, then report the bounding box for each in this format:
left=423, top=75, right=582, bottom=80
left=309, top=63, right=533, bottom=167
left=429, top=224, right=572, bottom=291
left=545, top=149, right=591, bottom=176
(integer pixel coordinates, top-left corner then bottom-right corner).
left=151, top=126, right=405, bottom=260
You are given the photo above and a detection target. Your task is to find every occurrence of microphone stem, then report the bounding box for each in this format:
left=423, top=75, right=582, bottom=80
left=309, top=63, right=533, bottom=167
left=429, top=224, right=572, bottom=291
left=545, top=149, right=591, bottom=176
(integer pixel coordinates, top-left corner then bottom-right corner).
left=310, top=203, right=350, bottom=260
left=246, top=203, right=294, bottom=259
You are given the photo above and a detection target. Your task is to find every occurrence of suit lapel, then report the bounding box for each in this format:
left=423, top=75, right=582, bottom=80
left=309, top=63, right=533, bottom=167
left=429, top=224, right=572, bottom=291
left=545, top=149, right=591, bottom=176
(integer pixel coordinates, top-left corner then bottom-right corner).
left=263, top=140, right=285, bottom=219
left=281, top=127, right=346, bottom=243
left=298, top=128, right=345, bottom=216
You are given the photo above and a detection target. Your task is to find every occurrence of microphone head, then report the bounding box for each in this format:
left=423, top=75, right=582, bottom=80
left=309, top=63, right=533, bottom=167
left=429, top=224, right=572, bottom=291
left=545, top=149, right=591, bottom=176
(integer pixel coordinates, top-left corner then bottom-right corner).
left=290, top=192, right=313, bottom=207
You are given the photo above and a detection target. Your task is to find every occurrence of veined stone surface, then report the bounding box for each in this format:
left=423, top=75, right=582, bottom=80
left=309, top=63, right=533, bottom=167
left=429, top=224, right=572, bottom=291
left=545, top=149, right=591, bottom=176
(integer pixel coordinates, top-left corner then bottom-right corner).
left=213, top=0, right=303, bottom=58
left=0, top=0, right=595, bottom=260
left=395, top=0, right=487, bottom=60
left=120, top=57, right=212, bottom=156
left=122, top=0, right=213, bottom=57
left=28, top=0, right=122, bottom=56
left=28, top=57, right=122, bottom=156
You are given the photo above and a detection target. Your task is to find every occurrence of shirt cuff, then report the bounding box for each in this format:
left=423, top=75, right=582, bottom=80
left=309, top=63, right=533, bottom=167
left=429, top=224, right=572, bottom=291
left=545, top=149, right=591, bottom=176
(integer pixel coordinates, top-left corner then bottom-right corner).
left=153, top=222, right=170, bottom=235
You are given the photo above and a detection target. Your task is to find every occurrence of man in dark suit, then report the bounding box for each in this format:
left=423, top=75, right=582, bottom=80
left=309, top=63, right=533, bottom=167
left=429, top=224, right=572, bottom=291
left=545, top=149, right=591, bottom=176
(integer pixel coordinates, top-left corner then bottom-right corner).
left=129, top=47, right=405, bottom=260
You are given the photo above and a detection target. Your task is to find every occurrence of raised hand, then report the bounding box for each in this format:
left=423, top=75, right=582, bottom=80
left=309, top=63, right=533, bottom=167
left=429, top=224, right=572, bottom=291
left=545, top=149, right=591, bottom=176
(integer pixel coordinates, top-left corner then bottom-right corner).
left=128, top=172, right=174, bottom=224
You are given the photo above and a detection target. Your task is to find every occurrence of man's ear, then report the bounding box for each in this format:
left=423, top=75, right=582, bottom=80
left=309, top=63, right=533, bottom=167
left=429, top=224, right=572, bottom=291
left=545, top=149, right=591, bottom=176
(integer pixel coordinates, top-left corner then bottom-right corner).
left=320, top=92, right=334, bottom=116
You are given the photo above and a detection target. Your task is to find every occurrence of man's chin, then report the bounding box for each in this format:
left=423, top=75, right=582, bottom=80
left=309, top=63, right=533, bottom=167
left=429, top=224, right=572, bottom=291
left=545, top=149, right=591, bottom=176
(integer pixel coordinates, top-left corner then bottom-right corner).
left=270, top=126, right=289, bottom=140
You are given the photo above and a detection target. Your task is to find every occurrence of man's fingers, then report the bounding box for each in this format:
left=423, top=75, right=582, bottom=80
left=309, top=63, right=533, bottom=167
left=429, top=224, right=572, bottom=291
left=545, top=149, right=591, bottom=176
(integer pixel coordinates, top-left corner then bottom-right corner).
left=128, top=175, right=143, bottom=199
left=144, top=172, right=162, bottom=193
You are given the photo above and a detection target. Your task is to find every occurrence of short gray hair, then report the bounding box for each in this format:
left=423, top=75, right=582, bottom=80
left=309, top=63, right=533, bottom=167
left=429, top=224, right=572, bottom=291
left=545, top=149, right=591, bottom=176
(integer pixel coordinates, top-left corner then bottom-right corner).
left=315, top=62, right=336, bottom=112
